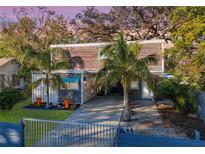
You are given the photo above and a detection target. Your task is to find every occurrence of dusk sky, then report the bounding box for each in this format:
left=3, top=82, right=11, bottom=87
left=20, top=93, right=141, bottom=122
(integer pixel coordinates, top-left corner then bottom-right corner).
left=0, top=6, right=111, bottom=20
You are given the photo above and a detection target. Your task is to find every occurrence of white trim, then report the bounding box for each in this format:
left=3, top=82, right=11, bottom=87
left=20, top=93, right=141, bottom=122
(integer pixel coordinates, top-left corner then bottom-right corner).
left=0, top=58, right=15, bottom=68
left=50, top=42, right=110, bottom=48
left=32, top=69, right=97, bottom=74
left=98, top=47, right=101, bottom=60
left=150, top=71, right=163, bottom=73
left=98, top=47, right=108, bottom=60
left=50, top=39, right=166, bottom=48
left=32, top=69, right=162, bottom=74
left=81, top=72, right=84, bottom=105
left=161, top=42, right=165, bottom=73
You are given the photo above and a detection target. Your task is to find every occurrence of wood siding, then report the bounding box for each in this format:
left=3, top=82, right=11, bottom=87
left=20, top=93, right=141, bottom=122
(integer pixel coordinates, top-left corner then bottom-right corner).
left=63, top=42, right=164, bottom=72
left=65, top=46, right=100, bottom=71
left=140, top=43, right=163, bottom=72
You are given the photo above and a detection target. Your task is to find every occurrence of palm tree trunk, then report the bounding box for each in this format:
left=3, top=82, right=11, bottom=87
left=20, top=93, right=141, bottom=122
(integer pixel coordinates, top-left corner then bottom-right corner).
left=123, top=81, right=131, bottom=121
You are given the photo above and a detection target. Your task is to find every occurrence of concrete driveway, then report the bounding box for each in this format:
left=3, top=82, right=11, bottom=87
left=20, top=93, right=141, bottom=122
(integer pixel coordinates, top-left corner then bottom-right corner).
left=65, top=95, right=124, bottom=125
left=35, top=95, right=124, bottom=147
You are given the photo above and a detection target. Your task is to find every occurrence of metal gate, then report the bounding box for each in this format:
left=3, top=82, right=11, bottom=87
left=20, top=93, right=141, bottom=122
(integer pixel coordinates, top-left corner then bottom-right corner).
left=23, top=118, right=117, bottom=147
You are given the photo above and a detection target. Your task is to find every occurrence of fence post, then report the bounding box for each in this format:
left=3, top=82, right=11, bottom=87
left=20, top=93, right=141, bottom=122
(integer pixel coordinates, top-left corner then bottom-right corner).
left=195, top=130, right=200, bottom=141
left=115, top=126, right=120, bottom=147
left=21, top=118, right=25, bottom=147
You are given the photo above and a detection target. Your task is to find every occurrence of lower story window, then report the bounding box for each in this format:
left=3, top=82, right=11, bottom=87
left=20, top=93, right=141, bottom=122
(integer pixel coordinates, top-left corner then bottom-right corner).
left=0, top=74, right=5, bottom=88
left=12, top=74, right=20, bottom=87
left=130, top=80, right=140, bottom=90
left=60, top=74, right=80, bottom=90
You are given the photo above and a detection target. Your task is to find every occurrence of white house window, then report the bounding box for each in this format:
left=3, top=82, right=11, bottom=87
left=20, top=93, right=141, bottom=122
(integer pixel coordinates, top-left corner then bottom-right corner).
left=130, top=80, right=140, bottom=90
left=12, top=74, right=20, bottom=87
left=60, top=74, right=80, bottom=90
left=0, top=74, right=5, bottom=88
left=65, top=82, right=79, bottom=90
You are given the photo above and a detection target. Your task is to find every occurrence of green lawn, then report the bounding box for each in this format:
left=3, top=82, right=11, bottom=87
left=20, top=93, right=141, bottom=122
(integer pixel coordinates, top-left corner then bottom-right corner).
left=0, top=99, right=73, bottom=123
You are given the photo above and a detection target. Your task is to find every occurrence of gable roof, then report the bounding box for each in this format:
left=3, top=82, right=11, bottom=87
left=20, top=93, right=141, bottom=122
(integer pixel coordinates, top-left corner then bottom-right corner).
left=0, top=58, right=14, bottom=68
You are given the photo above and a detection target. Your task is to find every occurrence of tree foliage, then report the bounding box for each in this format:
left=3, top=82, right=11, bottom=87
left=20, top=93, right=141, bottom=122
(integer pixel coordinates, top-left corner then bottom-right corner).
left=154, top=78, right=198, bottom=113
left=165, top=6, right=205, bottom=90
left=0, top=7, right=74, bottom=86
left=71, top=6, right=175, bottom=42
left=0, top=89, right=23, bottom=110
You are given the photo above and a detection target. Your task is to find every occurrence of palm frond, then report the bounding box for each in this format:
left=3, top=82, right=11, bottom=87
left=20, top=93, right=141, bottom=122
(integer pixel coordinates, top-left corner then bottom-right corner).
left=140, top=54, right=159, bottom=65
left=51, top=74, right=66, bottom=89
left=128, top=43, right=141, bottom=56
left=32, top=78, right=47, bottom=88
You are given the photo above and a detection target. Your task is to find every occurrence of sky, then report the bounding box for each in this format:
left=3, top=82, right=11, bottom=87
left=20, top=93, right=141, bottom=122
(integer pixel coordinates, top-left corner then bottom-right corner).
left=0, top=6, right=111, bottom=20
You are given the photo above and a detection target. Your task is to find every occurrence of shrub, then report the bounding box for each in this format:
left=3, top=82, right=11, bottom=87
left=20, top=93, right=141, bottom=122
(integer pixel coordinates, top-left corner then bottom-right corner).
left=0, top=89, right=23, bottom=110
left=176, top=95, right=186, bottom=111
left=154, top=78, right=198, bottom=114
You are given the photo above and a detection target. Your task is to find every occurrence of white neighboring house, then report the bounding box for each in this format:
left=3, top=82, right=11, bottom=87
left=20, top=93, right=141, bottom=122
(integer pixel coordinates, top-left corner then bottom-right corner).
left=0, top=58, right=25, bottom=91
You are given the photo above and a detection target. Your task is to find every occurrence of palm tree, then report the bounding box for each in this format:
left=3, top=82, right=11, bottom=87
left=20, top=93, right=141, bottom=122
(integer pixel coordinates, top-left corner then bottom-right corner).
left=95, top=33, right=159, bottom=121
left=32, top=49, right=69, bottom=108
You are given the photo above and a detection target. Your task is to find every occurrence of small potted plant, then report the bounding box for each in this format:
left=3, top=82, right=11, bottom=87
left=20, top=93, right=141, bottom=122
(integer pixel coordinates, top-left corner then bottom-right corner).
left=35, top=97, right=42, bottom=107
left=64, top=98, right=70, bottom=110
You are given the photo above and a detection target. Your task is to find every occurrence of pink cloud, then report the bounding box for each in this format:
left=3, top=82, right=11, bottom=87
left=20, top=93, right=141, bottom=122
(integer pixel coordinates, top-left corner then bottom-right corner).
left=0, top=6, right=111, bottom=20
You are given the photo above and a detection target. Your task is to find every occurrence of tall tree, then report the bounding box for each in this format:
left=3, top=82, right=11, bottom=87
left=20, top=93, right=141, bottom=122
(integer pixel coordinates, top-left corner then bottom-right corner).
left=70, top=6, right=115, bottom=42
left=165, top=6, right=205, bottom=89
left=95, top=33, right=159, bottom=121
left=0, top=7, right=74, bottom=87
left=109, top=6, right=175, bottom=40
left=71, top=6, right=175, bottom=42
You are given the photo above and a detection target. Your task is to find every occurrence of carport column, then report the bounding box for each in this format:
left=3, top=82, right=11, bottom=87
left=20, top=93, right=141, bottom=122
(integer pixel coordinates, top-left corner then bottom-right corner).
left=161, top=42, right=165, bottom=73
left=81, top=72, right=84, bottom=105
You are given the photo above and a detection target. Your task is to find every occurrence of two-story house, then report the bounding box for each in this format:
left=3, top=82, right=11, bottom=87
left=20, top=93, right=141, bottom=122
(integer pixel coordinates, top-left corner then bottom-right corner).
left=32, top=39, right=165, bottom=105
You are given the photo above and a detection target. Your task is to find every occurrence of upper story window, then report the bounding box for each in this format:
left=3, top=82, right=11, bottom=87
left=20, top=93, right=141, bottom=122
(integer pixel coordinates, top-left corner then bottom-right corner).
left=98, top=47, right=108, bottom=60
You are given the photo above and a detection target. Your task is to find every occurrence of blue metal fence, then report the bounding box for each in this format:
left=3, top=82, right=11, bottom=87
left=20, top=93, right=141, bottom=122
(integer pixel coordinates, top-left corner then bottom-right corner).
left=21, top=118, right=205, bottom=147
left=23, top=118, right=117, bottom=147
left=0, top=121, right=24, bottom=147
left=116, top=127, right=205, bottom=147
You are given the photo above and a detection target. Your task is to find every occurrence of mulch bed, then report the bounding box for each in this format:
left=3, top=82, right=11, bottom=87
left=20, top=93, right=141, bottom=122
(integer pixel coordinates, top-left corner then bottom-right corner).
left=24, top=104, right=68, bottom=110
left=156, top=103, right=205, bottom=140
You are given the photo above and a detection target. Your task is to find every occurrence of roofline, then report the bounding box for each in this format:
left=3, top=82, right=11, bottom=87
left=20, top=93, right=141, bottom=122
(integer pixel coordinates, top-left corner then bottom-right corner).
left=0, top=58, right=15, bottom=68
left=32, top=69, right=163, bottom=74
left=32, top=69, right=97, bottom=74
left=50, top=39, right=166, bottom=48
